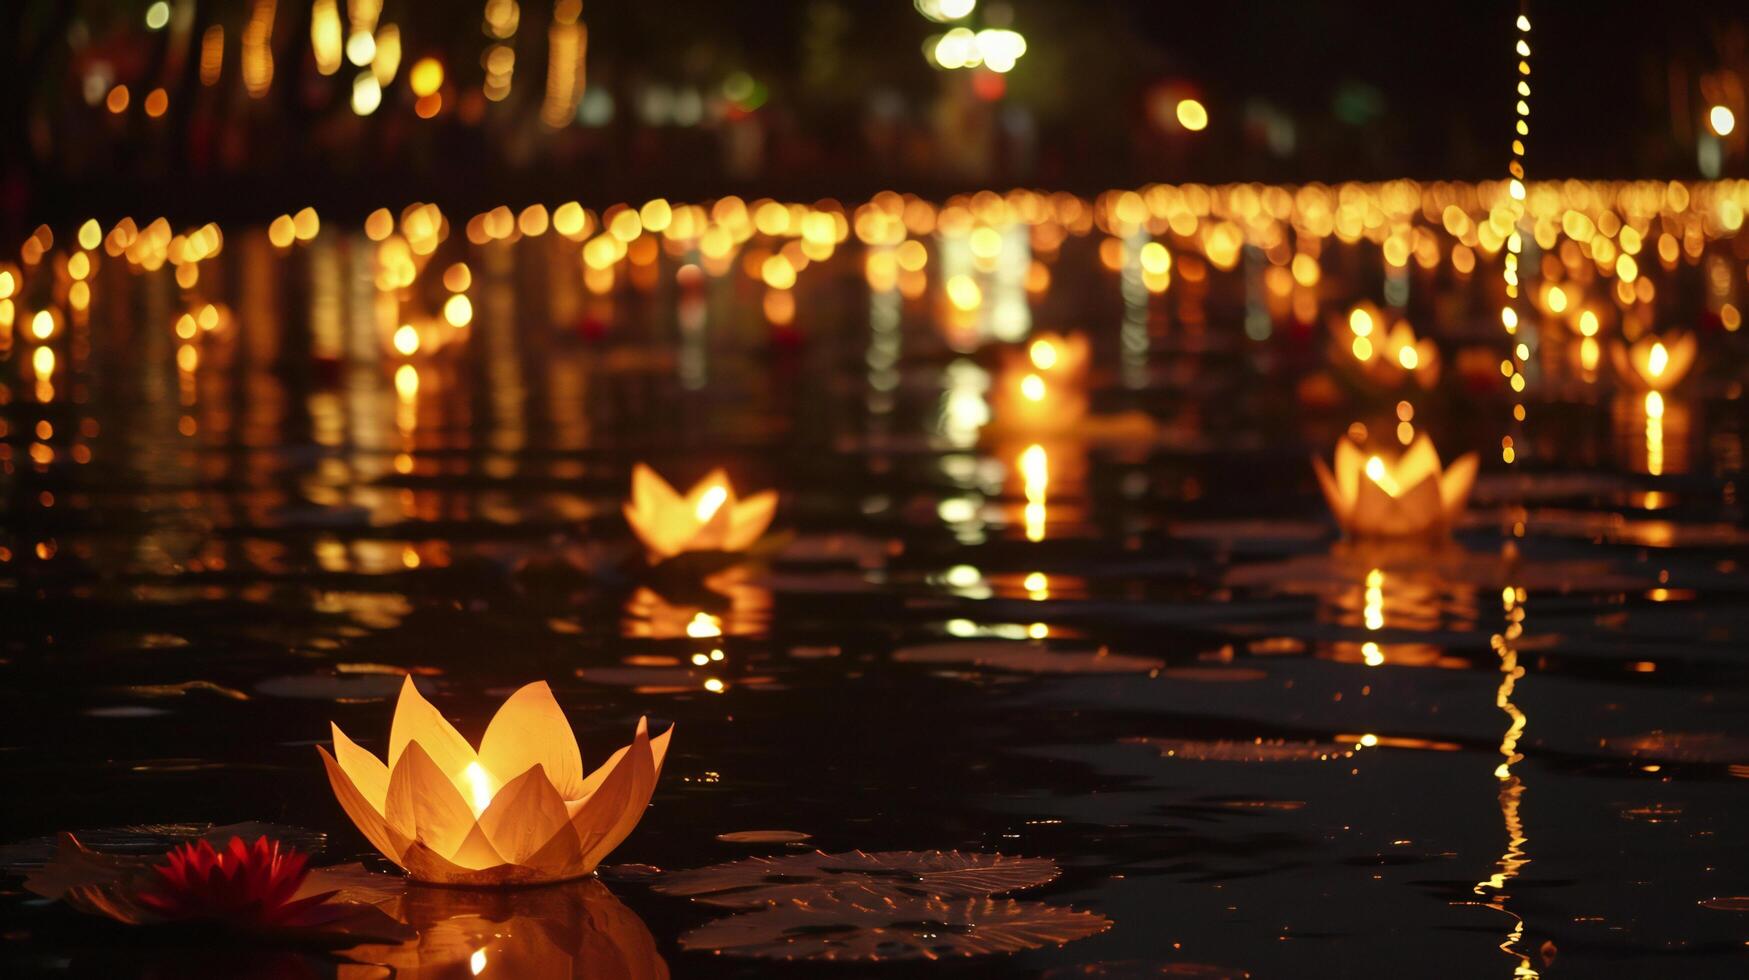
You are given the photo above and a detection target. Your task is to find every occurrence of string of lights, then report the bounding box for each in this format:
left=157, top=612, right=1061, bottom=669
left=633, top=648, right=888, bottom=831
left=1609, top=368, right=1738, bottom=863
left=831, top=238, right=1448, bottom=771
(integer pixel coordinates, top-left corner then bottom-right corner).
left=1501, top=9, right=1531, bottom=465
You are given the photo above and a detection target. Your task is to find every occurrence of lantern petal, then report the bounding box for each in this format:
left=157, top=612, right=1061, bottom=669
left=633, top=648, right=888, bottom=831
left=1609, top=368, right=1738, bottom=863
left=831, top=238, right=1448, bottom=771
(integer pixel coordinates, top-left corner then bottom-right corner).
left=624, top=501, right=684, bottom=559
left=385, top=741, right=484, bottom=859
left=318, top=746, right=409, bottom=866
left=1333, top=438, right=1366, bottom=507
left=330, top=723, right=389, bottom=812
left=1395, top=435, right=1443, bottom=490
left=575, top=718, right=661, bottom=871
left=478, top=764, right=579, bottom=865
left=1439, top=452, right=1479, bottom=520
left=1311, top=454, right=1349, bottom=528
left=725, top=490, right=778, bottom=551
left=478, top=681, right=584, bottom=799
left=387, top=676, right=478, bottom=783
left=631, top=462, right=684, bottom=516
left=1666, top=333, right=1697, bottom=386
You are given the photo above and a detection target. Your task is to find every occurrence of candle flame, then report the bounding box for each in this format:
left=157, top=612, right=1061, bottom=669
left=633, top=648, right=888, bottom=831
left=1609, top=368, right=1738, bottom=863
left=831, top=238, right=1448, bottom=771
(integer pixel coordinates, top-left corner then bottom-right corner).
left=470, top=948, right=488, bottom=975
left=1028, top=339, right=1058, bottom=370
left=1364, top=455, right=1401, bottom=497
left=1020, top=373, right=1047, bottom=402
left=1647, top=341, right=1668, bottom=378
left=463, top=761, right=496, bottom=816
left=695, top=484, right=728, bottom=521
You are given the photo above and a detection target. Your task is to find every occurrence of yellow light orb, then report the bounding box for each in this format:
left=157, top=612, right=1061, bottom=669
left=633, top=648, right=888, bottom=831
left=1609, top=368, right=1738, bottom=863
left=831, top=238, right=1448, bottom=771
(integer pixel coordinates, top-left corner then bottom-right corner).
left=1710, top=104, right=1736, bottom=137
left=1175, top=99, right=1208, bottom=132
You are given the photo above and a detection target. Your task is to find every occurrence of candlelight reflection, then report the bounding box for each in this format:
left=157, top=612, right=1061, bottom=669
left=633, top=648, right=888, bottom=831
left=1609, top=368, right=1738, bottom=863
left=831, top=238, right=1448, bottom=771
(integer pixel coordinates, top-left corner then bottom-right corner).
left=338, top=876, right=668, bottom=979
left=1470, top=583, right=1537, bottom=979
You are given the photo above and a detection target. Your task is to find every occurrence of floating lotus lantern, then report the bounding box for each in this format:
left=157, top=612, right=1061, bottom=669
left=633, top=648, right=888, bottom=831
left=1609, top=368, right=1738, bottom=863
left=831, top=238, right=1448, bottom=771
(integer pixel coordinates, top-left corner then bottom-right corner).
left=319, top=677, right=672, bottom=887
left=1313, top=434, right=1477, bottom=538
left=1611, top=331, right=1695, bottom=391
left=1336, top=304, right=1439, bottom=388
left=624, top=463, right=777, bottom=561
left=991, top=332, right=1091, bottom=433
left=1002, top=332, right=1090, bottom=382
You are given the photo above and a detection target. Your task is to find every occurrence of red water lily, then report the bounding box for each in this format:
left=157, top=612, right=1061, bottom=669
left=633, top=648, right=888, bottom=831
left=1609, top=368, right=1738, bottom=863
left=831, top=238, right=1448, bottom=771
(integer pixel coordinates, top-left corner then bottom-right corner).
left=136, top=836, right=338, bottom=928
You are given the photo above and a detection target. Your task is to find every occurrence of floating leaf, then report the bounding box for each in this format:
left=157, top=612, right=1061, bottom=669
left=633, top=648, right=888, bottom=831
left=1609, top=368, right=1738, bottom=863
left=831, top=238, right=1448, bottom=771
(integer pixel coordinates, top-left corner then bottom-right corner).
left=255, top=673, right=406, bottom=701
left=1699, top=896, right=1749, bottom=912
left=654, top=850, right=1060, bottom=908
left=0, top=822, right=326, bottom=871
left=1124, top=737, right=1358, bottom=762
left=1601, top=733, right=1749, bottom=764
left=716, top=830, right=812, bottom=844
left=678, top=893, right=1109, bottom=961
left=21, top=834, right=411, bottom=946
left=119, top=680, right=251, bottom=700
left=893, top=642, right=1162, bottom=675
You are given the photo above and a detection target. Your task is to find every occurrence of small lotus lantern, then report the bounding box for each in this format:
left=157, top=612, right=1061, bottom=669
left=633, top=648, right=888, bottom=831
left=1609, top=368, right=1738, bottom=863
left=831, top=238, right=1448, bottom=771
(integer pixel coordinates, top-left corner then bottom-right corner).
left=319, top=677, right=671, bottom=887
left=1611, top=331, right=1695, bottom=392
left=1337, top=305, right=1439, bottom=388
left=623, top=463, right=777, bottom=561
left=992, top=333, right=1091, bottom=432
left=1313, top=434, right=1477, bottom=538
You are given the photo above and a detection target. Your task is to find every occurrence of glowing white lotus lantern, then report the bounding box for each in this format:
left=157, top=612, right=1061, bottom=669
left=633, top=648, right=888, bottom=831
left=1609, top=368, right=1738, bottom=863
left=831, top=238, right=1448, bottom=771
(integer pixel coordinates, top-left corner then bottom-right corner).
left=319, top=678, right=671, bottom=886
left=624, top=464, right=777, bottom=561
left=1611, top=332, right=1695, bottom=392
left=1313, top=435, right=1477, bottom=538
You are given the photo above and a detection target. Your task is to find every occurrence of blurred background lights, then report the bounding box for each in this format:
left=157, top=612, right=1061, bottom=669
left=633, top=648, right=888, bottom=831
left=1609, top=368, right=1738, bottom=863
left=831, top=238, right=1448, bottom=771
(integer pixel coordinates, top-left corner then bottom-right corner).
left=929, top=26, right=1026, bottom=73
left=917, top=0, right=976, bottom=23
left=352, top=73, right=383, bottom=115
left=144, top=1, right=170, bottom=31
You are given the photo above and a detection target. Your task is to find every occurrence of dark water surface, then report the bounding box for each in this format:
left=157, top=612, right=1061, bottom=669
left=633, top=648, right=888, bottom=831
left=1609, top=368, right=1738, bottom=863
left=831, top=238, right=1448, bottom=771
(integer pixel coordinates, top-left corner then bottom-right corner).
left=3, top=201, right=1749, bottom=977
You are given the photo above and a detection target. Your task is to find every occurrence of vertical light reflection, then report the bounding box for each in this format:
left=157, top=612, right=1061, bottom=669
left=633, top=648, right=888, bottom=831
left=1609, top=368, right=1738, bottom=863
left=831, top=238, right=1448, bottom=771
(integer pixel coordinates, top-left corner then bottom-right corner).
left=1020, top=443, right=1048, bottom=542
left=1120, top=231, right=1149, bottom=389
left=1643, top=391, right=1664, bottom=476
left=1472, top=582, right=1537, bottom=979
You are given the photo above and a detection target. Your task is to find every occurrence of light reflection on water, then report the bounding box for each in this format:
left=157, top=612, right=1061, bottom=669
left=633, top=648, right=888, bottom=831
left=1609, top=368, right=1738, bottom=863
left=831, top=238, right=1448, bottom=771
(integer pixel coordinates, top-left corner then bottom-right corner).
left=3, top=188, right=1749, bottom=977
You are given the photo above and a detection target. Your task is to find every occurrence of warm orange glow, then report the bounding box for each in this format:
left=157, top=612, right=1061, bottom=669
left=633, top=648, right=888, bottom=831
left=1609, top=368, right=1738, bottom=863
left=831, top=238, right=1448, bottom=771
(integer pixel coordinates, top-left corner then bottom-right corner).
left=625, top=464, right=777, bottom=560
left=1314, top=435, right=1477, bottom=538
left=320, top=678, right=672, bottom=885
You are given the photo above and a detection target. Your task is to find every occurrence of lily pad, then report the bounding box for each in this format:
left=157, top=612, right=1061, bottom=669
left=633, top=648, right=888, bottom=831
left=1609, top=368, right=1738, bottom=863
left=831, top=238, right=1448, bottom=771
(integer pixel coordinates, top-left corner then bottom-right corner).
left=893, top=642, right=1163, bottom=674
left=654, top=850, right=1062, bottom=908
left=678, top=893, right=1110, bottom=961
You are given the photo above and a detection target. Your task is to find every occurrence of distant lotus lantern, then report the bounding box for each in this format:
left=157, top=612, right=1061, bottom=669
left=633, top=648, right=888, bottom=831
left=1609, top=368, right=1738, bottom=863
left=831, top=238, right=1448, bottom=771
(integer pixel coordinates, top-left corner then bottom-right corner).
left=319, top=677, right=672, bottom=886
left=1313, top=435, right=1477, bottom=538
left=1611, top=332, right=1695, bottom=392
left=1018, top=331, right=1090, bottom=380
left=624, top=463, right=777, bottom=560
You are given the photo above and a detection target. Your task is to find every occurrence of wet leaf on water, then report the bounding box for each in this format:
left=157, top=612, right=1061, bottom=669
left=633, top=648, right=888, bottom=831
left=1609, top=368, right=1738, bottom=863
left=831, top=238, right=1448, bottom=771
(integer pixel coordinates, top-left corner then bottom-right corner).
left=119, top=680, right=251, bottom=700
left=598, top=863, right=666, bottom=882
left=1601, top=732, right=1749, bottom=764
left=1123, top=737, right=1358, bottom=762
left=0, top=822, right=326, bottom=871
left=678, top=893, right=1109, bottom=961
left=1042, top=963, right=1252, bottom=978
left=255, top=673, right=407, bottom=701
left=716, top=830, right=813, bottom=844
left=84, top=706, right=171, bottom=718
left=654, top=850, right=1061, bottom=908
left=19, top=834, right=410, bottom=945
left=1699, top=896, right=1749, bottom=912
left=893, top=642, right=1163, bottom=675
left=1156, top=667, right=1268, bottom=682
